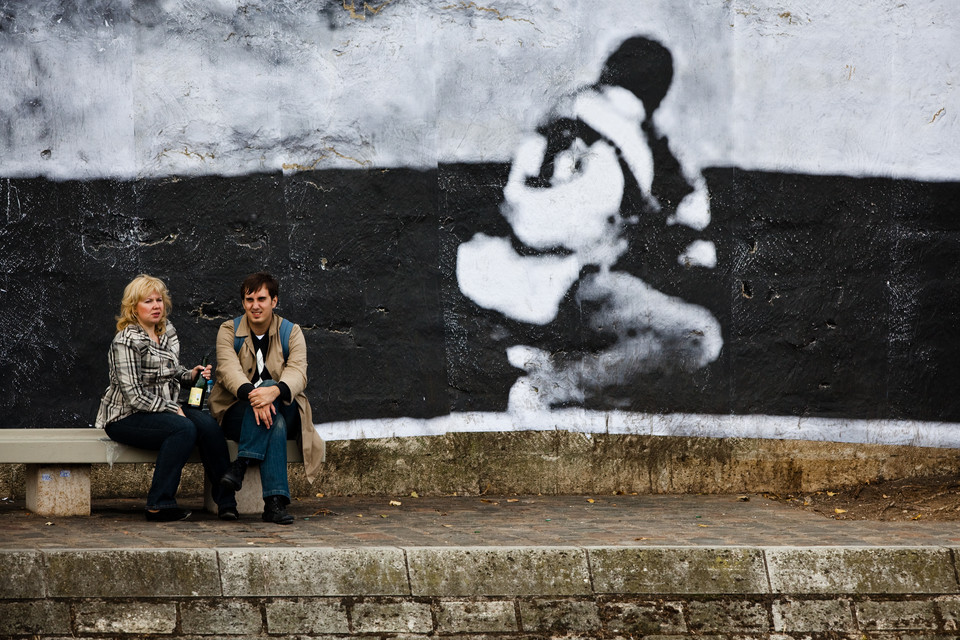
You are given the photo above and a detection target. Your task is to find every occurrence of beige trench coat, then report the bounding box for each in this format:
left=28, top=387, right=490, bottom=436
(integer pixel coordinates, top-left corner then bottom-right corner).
left=209, top=314, right=324, bottom=483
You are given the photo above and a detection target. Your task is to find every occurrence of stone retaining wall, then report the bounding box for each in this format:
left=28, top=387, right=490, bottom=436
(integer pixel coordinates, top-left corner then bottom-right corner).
left=3, top=546, right=960, bottom=637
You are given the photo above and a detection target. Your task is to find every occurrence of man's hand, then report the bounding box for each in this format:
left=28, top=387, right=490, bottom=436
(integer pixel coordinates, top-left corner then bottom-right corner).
left=249, top=385, right=282, bottom=428
left=253, top=403, right=276, bottom=428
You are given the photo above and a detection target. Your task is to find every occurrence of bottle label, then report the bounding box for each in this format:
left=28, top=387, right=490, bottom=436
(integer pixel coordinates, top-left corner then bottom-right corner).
left=188, top=387, right=203, bottom=407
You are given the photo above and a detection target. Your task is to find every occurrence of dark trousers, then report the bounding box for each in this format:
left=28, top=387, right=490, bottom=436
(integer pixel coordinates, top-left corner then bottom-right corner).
left=220, top=384, right=299, bottom=500
left=106, top=407, right=236, bottom=510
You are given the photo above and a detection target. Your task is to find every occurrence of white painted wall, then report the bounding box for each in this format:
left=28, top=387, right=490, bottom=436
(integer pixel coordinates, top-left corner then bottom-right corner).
left=0, top=0, right=956, bottom=181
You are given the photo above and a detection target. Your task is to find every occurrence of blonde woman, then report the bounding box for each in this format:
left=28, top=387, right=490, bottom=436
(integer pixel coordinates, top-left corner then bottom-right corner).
left=95, top=274, right=238, bottom=522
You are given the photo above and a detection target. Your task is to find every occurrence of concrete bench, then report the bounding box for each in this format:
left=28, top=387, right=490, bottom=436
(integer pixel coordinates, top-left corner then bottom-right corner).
left=0, top=428, right=306, bottom=516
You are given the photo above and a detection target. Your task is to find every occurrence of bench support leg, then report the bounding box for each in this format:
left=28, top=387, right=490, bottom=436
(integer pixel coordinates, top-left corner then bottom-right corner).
left=204, top=464, right=267, bottom=515
left=25, top=464, right=91, bottom=516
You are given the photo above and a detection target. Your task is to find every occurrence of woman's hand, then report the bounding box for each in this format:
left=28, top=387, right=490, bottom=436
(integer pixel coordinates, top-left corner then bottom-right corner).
left=191, top=364, right=213, bottom=380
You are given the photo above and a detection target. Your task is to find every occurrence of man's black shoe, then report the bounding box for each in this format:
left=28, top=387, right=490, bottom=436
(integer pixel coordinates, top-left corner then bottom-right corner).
left=218, top=506, right=240, bottom=521
left=220, top=458, right=249, bottom=491
left=262, top=495, right=294, bottom=525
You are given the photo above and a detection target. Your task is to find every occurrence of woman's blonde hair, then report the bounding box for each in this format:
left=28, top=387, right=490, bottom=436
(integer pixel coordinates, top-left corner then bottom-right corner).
left=116, top=274, right=173, bottom=334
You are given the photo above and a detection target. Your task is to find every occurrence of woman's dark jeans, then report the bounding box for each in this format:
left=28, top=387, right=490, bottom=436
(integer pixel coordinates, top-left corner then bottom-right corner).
left=105, top=407, right=236, bottom=510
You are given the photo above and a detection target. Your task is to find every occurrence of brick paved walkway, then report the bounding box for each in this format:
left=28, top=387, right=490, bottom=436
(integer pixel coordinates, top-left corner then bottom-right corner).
left=1, top=494, right=956, bottom=549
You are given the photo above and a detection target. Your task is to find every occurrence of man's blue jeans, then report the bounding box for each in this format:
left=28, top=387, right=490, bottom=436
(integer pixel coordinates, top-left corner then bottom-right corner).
left=105, top=407, right=236, bottom=511
left=220, top=381, right=299, bottom=500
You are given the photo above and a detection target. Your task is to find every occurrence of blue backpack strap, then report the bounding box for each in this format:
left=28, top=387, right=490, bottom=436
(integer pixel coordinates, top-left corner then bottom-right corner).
left=234, top=316, right=293, bottom=363
left=278, top=318, right=293, bottom=363
left=233, top=316, right=244, bottom=353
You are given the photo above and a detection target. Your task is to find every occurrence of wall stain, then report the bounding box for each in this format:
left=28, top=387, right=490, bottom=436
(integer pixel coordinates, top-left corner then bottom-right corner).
left=441, top=1, right=535, bottom=26
left=929, top=108, right=945, bottom=124
left=283, top=147, right=371, bottom=171
left=341, top=0, right=394, bottom=21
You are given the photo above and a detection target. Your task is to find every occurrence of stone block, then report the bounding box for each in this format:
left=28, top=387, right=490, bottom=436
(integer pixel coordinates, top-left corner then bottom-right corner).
left=685, top=600, right=770, bottom=633
left=25, top=463, right=90, bottom=516
left=407, top=546, right=590, bottom=596
left=435, top=600, right=518, bottom=633
left=856, top=599, right=939, bottom=631
left=518, top=598, right=602, bottom=633
left=220, top=548, right=408, bottom=596
left=772, top=597, right=854, bottom=632
left=0, top=550, right=45, bottom=598
left=938, top=595, right=960, bottom=631
left=766, top=547, right=958, bottom=594
left=0, top=601, right=71, bottom=636
left=351, top=598, right=433, bottom=633
left=181, top=599, right=263, bottom=634
left=603, top=600, right=686, bottom=635
left=265, top=598, right=350, bottom=634
left=44, top=549, right=221, bottom=597
left=75, top=601, right=177, bottom=634
left=589, top=547, right=768, bottom=594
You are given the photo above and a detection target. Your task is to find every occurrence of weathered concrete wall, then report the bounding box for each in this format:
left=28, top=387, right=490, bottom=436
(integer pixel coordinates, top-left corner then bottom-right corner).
left=3, top=546, right=960, bottom=637
left=1, top=1, right=959, bottom=476
left=3, top=433, right=960, bottom=499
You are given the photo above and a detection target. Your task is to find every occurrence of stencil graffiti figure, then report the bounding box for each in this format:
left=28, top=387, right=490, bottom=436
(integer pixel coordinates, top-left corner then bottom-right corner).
left=457, top=36, right=722, bottom=412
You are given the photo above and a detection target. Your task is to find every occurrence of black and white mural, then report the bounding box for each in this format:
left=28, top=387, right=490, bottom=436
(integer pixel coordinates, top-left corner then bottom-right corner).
left=2, top=1, right=959, bottom=447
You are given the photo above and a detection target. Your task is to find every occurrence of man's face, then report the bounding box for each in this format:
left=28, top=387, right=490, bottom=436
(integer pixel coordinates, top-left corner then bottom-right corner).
left=242, top=285, right=277, bottom=333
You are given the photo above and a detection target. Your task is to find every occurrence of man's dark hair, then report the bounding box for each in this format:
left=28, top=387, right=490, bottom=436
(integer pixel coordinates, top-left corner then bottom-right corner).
left=241, top=272, right=279, bottom=300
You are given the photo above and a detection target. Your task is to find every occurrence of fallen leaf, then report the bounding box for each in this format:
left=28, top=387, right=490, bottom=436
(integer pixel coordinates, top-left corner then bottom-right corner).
left=356, top=514, right=363, bottom=518
left=883, top=494, right=890, bottom=498
left=587, top=499, right=595, bottom=503
left=507, top=499, right=519, bottom=503
left=834, top=508, right=847, bottom=514
left=441, top=524, right=452, bottom=528
left=410, top=491, right=419, bottom=498
left=697, top=524, right=710, bottom=527
left=44, top=522, right=54, bottom=526
left=389, top=500, right=402, bottom=507
left=737, top=495, right=750, bottom=502
left=316, top=492, right=325, bottom=498
left=912, top=513, right=923, bottom=520
left=380, top=514, right=388, bottom=518
left=480, top=499, right=499, bottom=505
left=827, top=491, right=837, bottom=496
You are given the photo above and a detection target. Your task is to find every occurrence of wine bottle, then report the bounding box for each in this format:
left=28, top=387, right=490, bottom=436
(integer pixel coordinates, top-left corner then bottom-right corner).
left=187, top=355, right=209, bottom=410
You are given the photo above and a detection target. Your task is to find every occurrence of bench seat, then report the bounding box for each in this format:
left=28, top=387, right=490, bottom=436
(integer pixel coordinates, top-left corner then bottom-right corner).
left=0, top=428, right=307, bottom=516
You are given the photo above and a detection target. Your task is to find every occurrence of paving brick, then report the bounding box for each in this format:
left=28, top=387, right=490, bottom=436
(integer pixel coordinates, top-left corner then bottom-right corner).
left=75, top=601, right=177, bottom=634
left=436, top=600, right=518, bottom=633
left=180, top=599, right=262, bottom=634
left=44, top=549, right=221, bottom=597
left=351, top=598, right=433, bottom=633
left=767, top=547, right=958, bottom=594
left=219, top=547, right=408, bottom=596
left=602, top=600, right=686, bottom=635
left=856, top=599, right=939, bottom=631
left=685, top=599, right=770, bottom=633
left=0, top=601, right=71, bottom=635
left=408, top=546, right=590, bottom=596
left=264, top=598, right=349, bottom=634
left=772, top=597, right=855, bottom=632
left=589, top=547, right=768, bottom=594
left=0, top=550, right=44, bottom=598
left=518, top=598, right=601, bottom=633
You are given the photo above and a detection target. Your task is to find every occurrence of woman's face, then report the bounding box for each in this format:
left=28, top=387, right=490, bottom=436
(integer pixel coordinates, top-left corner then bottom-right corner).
left=136, top=290, right=164, bottom=329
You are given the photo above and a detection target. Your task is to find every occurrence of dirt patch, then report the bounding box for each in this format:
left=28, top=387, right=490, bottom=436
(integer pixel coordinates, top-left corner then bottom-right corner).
left=764, top=474, right=960, bottom=521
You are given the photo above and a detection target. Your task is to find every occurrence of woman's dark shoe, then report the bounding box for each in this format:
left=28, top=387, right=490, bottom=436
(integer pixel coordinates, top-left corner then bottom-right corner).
left=220, top=458, right=249, bottom=491
left=262, top=495, right=294, bottom=525
left=218, top=506, right=240, bottom=521
left=145, top=507, right=191, bottom=522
